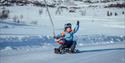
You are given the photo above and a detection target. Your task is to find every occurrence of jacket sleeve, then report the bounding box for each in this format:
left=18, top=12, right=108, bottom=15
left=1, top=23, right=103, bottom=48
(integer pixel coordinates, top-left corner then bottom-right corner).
left=73, top=24, right=79, bottom=33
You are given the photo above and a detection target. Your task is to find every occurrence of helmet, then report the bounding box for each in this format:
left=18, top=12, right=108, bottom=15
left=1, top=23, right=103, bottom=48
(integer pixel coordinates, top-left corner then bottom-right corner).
left=64, top=23, right=72, bottom=28
left=64, top=23, right=72, bottom=31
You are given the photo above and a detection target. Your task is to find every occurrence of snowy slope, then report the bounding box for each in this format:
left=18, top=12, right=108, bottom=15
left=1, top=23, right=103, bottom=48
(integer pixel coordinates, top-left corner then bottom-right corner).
left=1, top=49, right=125, bottom=63
left=0, top=0, right=125, bottom=63
left=0, top=4, right=124, bottom=35
left=0, top=42, right=125, bottom=63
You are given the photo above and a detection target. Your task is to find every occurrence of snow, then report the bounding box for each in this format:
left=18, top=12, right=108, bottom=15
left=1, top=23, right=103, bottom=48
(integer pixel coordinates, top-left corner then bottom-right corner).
left=0, top=42, right=125, bottom=63
left=0, top=5, right=124, bottom=35
left=0, top=0, right=125, bottom=63
left=0, top=34, right=125, bottom=63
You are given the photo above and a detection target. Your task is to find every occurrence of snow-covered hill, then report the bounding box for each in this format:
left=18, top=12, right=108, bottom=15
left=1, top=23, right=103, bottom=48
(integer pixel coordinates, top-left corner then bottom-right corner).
left=0, top=0, right=125, bottom=63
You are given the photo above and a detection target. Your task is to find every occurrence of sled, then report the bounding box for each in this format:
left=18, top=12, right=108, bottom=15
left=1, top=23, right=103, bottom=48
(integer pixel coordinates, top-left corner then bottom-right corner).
left=54, top=48, right=80, bottom=54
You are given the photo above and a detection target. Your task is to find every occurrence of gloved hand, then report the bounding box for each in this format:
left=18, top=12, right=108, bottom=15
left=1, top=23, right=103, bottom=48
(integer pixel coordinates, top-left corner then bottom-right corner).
left=53, top=32, right=56, bottom=38
left=53, top=36, right=57, bottom=39
left=77, top=20, right=79, bottom=25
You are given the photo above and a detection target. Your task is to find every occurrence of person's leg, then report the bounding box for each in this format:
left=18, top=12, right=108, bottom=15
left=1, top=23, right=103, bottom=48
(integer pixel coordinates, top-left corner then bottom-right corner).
left=70, top=41, right=77, bottom=53
left=59, top=44, right=64, bottom=50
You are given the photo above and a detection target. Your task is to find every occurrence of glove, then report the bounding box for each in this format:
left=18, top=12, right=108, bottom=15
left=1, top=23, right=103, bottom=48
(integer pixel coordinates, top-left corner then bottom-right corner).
left=77, top=21, right=79, bottom=25
left=53, top=36, right=57, bottom=39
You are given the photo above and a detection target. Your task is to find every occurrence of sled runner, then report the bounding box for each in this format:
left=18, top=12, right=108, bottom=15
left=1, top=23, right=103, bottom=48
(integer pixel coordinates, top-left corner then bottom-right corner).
left=54, top=47, right=80, bottom=54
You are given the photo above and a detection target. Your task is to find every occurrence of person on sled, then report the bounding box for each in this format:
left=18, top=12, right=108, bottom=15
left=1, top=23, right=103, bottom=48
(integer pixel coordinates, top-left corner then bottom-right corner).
left=54, top=21, right=80, bottom=53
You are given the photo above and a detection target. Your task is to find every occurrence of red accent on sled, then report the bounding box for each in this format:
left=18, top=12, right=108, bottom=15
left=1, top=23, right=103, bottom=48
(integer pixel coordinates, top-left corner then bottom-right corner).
left=56, top=42, right=64, bottom=44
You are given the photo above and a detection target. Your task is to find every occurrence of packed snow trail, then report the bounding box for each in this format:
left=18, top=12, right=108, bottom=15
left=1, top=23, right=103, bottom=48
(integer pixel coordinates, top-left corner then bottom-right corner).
left=1, top=49, right=125, bottom=63
left=0, top=42, right=125, bottom=63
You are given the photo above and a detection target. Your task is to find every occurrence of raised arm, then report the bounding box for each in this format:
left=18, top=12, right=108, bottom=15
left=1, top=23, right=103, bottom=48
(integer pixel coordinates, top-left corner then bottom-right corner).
left=73, top=21, right=79, bottom=33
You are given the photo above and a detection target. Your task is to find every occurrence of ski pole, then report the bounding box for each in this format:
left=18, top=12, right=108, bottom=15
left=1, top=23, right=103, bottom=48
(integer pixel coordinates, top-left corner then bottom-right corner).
left=44, top=0, right=55, bottom=36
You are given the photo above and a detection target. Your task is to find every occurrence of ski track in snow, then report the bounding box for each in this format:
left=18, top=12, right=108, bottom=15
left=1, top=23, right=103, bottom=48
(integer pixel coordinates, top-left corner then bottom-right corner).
left=0, top=43, right=125, bottom=63
left=1, top=48, right=125, bottom=63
